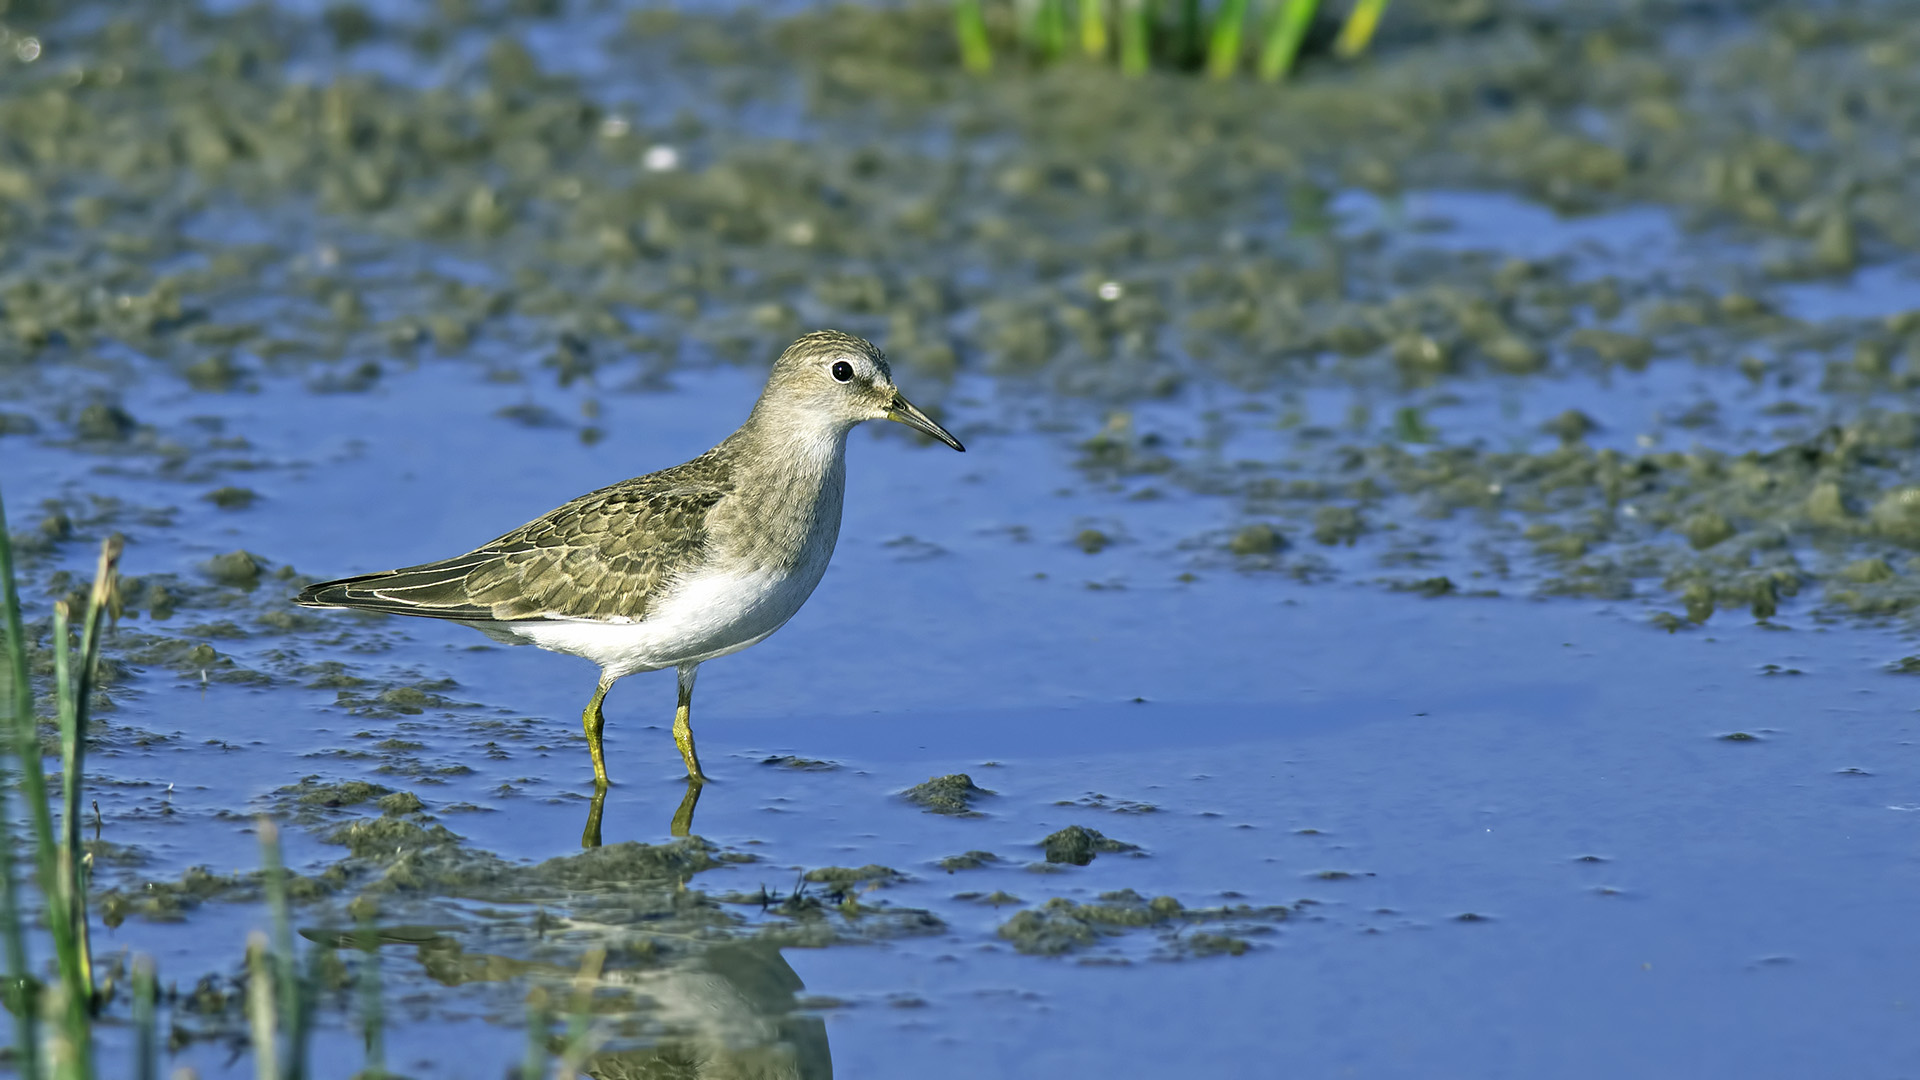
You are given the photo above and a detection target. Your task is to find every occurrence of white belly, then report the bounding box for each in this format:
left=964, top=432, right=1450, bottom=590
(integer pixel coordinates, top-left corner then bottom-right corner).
left=503, top=559, right=828, bottom=679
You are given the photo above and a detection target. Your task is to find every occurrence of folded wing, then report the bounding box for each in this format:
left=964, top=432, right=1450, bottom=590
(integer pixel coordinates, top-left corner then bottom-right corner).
left=296, top=461, right=731, bottom=624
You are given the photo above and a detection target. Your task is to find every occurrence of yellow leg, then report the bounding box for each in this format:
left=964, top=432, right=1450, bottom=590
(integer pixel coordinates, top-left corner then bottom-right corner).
left=673, top=663, right=708, bottom=782
left=582, top=677, right=611, bottom=788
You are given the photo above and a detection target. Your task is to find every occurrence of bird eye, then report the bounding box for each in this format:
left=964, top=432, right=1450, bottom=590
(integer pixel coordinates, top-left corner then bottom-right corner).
left=831, top=360, right=854, bottom=382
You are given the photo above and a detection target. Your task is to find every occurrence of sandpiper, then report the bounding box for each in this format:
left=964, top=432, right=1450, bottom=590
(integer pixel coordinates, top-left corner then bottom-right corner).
left=296, top=330, right=963, bottom=787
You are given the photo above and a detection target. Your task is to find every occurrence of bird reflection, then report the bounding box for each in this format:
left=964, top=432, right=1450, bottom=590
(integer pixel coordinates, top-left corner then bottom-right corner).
left=302, top=930, right=830, bottom=1080
left=565, top=942, right=831, bottom=1080
left=581, top=779, right=704, bottom=848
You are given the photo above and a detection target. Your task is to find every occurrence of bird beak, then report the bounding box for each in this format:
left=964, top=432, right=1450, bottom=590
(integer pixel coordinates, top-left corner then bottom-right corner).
left=887, top=393, right=965, bottom=451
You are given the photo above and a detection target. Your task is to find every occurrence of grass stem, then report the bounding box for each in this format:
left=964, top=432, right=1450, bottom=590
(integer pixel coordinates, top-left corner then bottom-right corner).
left=1078, top=0, right=1109, bottom=58
left=357, top=912, right=386, bottom=1078
left=246, top=933, right=278, bottom=1080
left=1119, top=0, right=1151, bottom=76
left=1035, top=0, right=1068, bottom=61
left=556, top=947, right=606, bottom=1079
left=46, top=600, right=90, bottom=1069
left=1334, top=0, right=1387, bottom=58
left=0, top=490, right=43, bottom=1079
left=1174, top=0, right=1202, bottom=67
left=133, top=955, right=157, bottom=1080
left=954, top=0, right=992, bottom=73
left=259, top=819, right=309, bottom=1080
left=522, top=988, right=552, bottom=1080
left=1206, top=0, right=1250, bottom=79
left=1258, top=0, right=1318, bottom=81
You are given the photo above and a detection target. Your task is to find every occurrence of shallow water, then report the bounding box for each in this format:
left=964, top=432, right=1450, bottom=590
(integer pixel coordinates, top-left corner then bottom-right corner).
left=5, top=0, right=1920, bottom=1076
left=16, top=337, right=1920, bottom=1078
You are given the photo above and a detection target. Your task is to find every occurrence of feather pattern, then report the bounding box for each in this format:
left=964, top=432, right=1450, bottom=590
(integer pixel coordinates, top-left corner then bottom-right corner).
left=296, top=448, right=733, bottom=623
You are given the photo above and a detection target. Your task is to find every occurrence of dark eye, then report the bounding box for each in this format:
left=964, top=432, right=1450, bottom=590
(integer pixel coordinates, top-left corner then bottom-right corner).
left=831, top=360, right=854, bottom=382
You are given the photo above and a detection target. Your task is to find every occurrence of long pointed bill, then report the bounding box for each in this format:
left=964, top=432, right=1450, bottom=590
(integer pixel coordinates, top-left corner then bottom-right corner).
left=887, top=393, right=965, bottom=451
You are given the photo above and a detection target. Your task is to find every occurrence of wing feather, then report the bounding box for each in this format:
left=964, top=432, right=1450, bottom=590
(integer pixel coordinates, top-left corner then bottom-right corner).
left=296, top=454, right=732, bottom=624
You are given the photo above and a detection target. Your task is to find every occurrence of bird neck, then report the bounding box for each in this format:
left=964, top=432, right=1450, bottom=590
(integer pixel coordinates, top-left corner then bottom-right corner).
left=729, top=400, right=852, bottom=491
left=710, top=403, right=851, bottom=574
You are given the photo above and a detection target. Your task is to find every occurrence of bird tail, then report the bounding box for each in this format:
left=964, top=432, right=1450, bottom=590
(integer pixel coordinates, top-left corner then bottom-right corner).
left=295, top=557, right=498, bottom=622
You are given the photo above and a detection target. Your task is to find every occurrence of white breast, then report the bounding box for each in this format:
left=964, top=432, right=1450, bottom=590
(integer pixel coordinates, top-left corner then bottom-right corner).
left=505, top=556, right=832, bottom=679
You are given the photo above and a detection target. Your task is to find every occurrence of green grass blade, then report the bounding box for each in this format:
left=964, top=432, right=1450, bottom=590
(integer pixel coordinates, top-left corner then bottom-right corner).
left=0, top=492, right=43, bottom=1079
left=246, top=933, right=278, bottom=1080
left=55, top=538, right=115, bottom=1017
left=259, top=819, right=307, bottom=1080
left=1207, top=0, right=1251, bottom=79
left=1174, top=0, right=1202, bottom=67
left=45, top=600, right=89, bottom=1067
left=1258, top=0, right=1318, bottom=80
left=522, top=988, right=551, bottom=1080
left=357, top=912, right=386, bottom=1078
left=1013, top=0, right=1036, bottom=54
left=297, top=947, right=328, bottom=1080
left=39, top=535, right=118, bottom=1068
left=1119, top=0, right=1151, bottom=75
left=954, top=0, right=992, bottom=73
left=43, top=981, right=82, bottom=1080
left=10, top=592, right=63, bottom=978
left=1078, top=0, right=1109, bottom=58
left=1334, top=0, right=1387, bottom=58
left=133, top=955, right=157, bottom=1080
left=558, top=947, right=606, bottom=1076
left=1037, top=0, right=1068, bottom=60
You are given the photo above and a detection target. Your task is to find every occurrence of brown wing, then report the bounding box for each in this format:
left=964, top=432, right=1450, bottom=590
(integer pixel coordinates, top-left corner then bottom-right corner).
left=296, top=455, right=732, bottom=623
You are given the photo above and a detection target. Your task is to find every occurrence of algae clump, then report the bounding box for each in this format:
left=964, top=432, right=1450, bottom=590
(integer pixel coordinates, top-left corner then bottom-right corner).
left=204, top=486, right=258, bottom=509
left=901, top=774, right=994, bottom=815
left=1040, top=825, right=1139, bottom=866
left=201, top=550, right=265, bottom=589
left=283, top=778, right=393, bottom=808
left=1312, top=507, right=1366, bottom=546
left=1075, top=528, right=1112, bottom=554
left=1228, top=523, right=1284, bottom=556
left=1681, top=511, right=1736, bottom=550
left=995, top=892, right=1189, bottom=955
left=938, top=851, right=999, bottom=872
left=75, top=402, right=137, bottom=441
left=377, top=791, right=426, bottom=815
left=1871, top=487, right=1920, bottom=547
left=804, top=865, right=902, bottom=888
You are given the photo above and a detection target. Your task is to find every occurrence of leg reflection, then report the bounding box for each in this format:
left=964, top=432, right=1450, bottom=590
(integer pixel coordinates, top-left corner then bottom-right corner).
left=581, top=784, right=607, bottom=849
left=670, top=777, right=703, bottom=838
left=579, top=777, right=704, bottom=848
